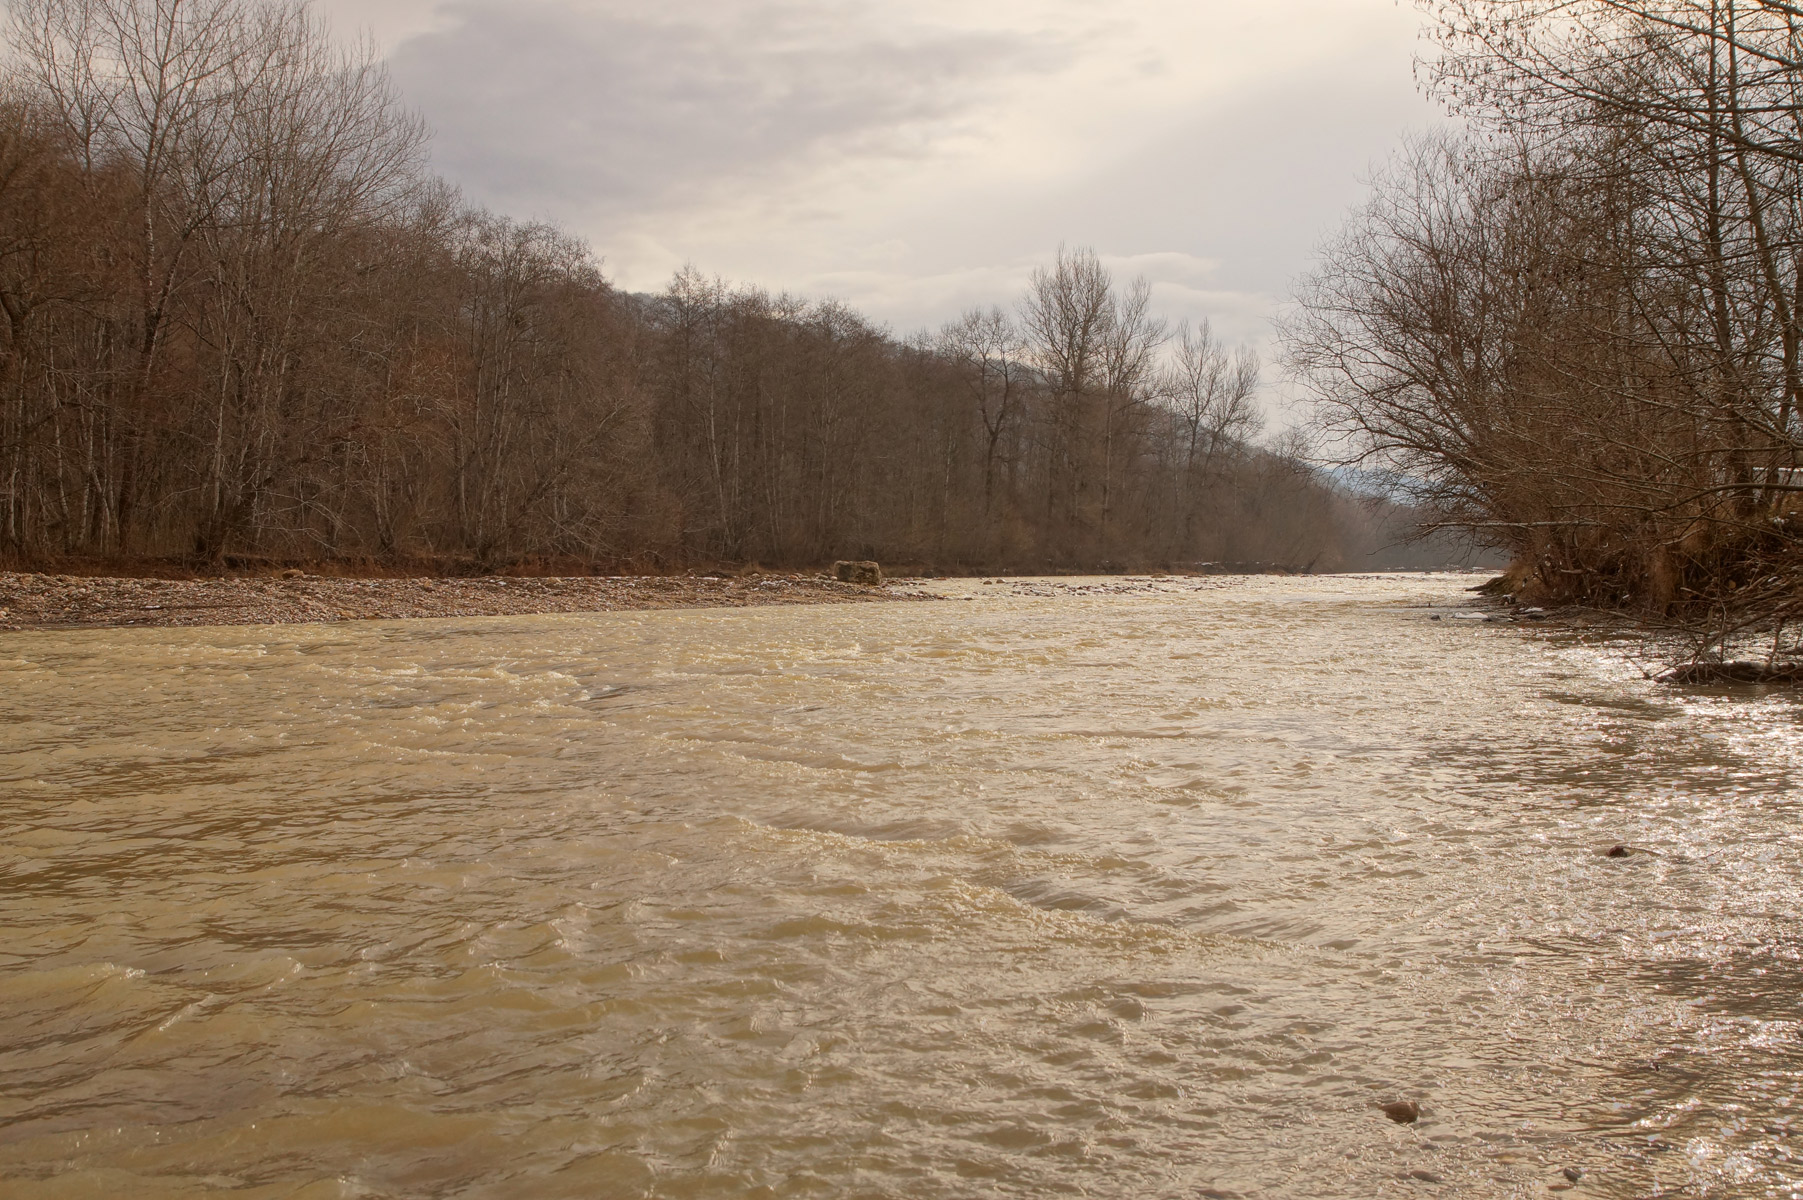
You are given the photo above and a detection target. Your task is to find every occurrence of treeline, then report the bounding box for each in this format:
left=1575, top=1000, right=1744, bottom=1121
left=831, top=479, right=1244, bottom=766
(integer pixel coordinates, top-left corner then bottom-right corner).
left=1290, top=0, right=1803, bottom=625
left=0, top=0, right=1404, bottom=575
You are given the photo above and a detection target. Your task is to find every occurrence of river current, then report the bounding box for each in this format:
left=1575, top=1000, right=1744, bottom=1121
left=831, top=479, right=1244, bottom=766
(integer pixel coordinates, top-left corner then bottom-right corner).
left=3, top=574, right=1802, bottom=1198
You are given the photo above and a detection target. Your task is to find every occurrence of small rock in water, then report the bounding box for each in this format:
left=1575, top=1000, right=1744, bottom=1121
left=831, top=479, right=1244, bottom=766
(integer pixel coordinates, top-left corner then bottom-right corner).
left=1563, top=1167, right=1583, bottom=1183
left=1605, top=844, right=1631, bottom=858
left=1381, top=1100, right=1421, bottom=1124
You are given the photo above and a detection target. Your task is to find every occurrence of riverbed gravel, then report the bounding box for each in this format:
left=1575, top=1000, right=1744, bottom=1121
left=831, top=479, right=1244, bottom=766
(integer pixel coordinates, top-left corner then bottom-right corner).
left=0, top=571, right=933, bottom=631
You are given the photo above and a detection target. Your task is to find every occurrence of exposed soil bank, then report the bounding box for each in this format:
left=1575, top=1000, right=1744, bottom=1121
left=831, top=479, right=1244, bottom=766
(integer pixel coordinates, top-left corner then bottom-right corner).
left=0, top=571, right=932, bottom=632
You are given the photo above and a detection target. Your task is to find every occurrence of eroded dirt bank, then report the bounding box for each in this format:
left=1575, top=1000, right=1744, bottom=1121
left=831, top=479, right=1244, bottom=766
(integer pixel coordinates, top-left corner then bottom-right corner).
left=0, top=571, right=931, bottom=631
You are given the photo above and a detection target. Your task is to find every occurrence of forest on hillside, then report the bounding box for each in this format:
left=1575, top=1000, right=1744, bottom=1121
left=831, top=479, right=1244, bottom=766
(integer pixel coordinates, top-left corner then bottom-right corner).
left=0, top=0, right=1446, bottom=574
left=1291, top=0, right=1803, bottom=641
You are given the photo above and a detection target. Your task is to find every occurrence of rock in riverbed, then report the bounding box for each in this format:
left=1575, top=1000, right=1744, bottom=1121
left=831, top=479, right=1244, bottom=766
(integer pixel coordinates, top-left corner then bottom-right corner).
left=835, top=560, right=883, bottom=585
left=1380, top=1100, right=1421, bottom=1125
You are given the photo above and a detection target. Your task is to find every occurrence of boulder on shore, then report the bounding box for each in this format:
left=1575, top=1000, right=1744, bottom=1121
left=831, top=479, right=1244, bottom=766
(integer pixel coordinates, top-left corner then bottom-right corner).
left=835, top=560, right=882, bottom=585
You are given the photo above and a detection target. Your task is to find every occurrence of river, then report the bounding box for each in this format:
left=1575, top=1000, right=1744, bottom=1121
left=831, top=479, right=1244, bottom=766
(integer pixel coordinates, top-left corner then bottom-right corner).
left=3, top=574, right=1800, bottom=1198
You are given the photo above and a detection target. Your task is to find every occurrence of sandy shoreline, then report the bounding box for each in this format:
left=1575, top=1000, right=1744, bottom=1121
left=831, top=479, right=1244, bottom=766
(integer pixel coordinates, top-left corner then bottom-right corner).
left=0, top=571, right=934, bottom=632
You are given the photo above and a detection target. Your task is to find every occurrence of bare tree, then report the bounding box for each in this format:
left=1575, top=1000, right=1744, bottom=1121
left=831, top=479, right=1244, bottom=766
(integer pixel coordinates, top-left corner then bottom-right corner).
left=1162, top=318, right=1261, bottom=548
left=938, top=305, right=1026, bottom=521
left=1166, top=319, right=1261, bottom=476
left=1287, top=2, right=1803, bottom=638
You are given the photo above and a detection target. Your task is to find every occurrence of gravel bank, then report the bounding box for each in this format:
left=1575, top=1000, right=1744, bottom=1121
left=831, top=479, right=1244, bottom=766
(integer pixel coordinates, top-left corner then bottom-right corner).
left=0, top=571, right=932, bottom=632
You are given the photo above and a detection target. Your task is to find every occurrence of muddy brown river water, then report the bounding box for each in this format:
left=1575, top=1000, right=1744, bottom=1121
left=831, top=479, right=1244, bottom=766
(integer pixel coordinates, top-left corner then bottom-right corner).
left=3, top=575, right=1802, bottom=1198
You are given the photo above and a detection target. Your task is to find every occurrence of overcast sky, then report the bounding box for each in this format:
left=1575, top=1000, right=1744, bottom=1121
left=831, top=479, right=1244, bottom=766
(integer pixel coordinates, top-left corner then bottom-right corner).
left=318, top=0, right=1443, bottom=364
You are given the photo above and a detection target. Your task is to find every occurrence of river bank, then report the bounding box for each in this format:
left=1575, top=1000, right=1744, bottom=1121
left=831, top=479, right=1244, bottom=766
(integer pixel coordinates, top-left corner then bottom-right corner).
left=0, top=570, right=934, bottom=631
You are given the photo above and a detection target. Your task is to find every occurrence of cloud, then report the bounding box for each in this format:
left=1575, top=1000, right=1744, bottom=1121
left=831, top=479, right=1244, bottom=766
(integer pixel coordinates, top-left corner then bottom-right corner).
left=357, top=0, right=1448, bottom=421
left=389, top=0, right=1066, bottom=221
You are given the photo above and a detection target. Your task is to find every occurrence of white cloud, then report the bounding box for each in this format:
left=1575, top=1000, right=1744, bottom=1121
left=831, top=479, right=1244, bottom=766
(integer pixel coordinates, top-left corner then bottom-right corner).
left=384, top=0, right=1068, bottom=218
left=322, top=0, right=1448, bottom=412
